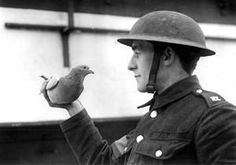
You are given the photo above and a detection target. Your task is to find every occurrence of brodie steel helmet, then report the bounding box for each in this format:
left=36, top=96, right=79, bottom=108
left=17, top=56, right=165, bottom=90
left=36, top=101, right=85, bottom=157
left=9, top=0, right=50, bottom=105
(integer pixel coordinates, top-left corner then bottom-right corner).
left=117, top=11, right=215, bottom=93
left=118, top=10, right=215, bottom=56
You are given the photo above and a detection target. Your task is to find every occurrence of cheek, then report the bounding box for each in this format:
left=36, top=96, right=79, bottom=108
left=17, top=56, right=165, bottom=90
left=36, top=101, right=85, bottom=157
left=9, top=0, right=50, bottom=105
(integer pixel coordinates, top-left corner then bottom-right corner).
left=138, top=62, right=152, bottom=86
left=142, top=68, right=150, bottom=80
left=143, top=56, right=153, bottom=77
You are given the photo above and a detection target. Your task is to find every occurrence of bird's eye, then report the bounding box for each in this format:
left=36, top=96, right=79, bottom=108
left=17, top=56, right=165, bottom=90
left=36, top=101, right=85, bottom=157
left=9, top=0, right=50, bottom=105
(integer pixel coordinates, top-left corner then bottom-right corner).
left=82, top=66, right=88, bottom=70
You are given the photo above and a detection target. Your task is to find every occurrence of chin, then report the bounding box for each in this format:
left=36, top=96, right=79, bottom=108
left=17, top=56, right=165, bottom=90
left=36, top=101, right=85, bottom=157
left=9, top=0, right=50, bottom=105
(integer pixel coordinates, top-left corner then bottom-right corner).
left=137, top=87, right=147, bottom=93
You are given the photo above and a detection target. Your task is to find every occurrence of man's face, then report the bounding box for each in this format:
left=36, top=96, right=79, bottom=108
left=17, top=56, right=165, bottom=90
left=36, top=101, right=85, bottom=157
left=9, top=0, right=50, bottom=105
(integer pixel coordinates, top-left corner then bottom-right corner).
left=128, top=40, right=154, bottom=92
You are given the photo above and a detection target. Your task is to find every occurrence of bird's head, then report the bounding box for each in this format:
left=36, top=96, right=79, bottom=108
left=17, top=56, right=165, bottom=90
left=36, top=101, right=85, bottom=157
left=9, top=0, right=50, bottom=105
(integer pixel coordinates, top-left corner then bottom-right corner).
left=71, top=65, right=94, bottom=77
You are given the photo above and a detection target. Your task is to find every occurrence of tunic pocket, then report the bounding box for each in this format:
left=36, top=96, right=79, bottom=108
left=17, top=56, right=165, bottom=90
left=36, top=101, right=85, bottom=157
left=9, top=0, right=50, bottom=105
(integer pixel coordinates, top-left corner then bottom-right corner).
left=133, top=131, right=192, bottom=160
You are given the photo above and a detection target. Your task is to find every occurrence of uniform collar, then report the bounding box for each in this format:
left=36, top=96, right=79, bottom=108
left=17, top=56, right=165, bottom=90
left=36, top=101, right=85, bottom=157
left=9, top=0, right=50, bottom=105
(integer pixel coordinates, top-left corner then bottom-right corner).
left=138, top=75, right=202, bottom=109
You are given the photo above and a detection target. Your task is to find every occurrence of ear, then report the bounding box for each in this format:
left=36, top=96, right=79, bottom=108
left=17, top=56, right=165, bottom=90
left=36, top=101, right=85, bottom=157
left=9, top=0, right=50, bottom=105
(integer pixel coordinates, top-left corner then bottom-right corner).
left=162, top=46, right=175, bottom=65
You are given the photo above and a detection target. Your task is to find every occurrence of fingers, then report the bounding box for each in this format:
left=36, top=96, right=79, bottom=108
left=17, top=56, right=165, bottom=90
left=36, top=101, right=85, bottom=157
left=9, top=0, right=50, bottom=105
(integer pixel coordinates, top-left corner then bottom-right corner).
left=46, top=77, right=59, bottom=90
left=39, top=79, right=49, bottom=94
left=43, top=89, right=70, bottom=108
left=39, top=78, right=54, bottom=105
left=40, top=81, right=71, bottom=109
left=40, top=76, right=71, bottom=109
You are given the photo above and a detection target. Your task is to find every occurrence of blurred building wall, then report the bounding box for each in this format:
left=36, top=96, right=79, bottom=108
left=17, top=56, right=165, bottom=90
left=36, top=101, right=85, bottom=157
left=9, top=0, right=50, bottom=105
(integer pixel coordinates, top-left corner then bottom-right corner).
left=0, top=4, right=236, bottom=122
left=1, top=1, right=236, bottom=164
left=0, top=8, right=150, bottom=123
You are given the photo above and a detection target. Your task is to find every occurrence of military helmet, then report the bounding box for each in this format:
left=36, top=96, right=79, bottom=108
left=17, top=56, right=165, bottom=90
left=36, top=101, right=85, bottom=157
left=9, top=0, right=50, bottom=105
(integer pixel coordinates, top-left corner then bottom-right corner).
left=118, top=10, right=215, bottom=56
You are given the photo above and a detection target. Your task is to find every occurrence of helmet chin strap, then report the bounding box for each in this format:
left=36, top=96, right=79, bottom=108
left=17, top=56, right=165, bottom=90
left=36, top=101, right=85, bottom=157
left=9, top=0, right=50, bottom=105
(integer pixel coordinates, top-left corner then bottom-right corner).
left=146, top=44, right=163, bottom=93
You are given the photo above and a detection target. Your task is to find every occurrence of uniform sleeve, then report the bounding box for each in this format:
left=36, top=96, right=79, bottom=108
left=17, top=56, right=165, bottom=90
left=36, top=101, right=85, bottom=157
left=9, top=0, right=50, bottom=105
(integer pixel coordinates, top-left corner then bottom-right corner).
left=60, top=110, right=122, bottom=165
left=195, top=104, right=236, bottom=164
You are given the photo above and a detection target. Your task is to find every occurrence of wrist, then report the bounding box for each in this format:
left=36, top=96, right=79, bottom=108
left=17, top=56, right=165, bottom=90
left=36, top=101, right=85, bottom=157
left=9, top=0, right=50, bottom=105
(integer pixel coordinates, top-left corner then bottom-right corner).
left=66, top=100, right=84, bottom=117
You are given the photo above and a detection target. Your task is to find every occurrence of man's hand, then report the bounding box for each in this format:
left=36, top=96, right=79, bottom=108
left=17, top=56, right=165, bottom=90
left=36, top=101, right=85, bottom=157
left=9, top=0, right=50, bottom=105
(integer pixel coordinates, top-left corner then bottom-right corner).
left=40, top=76, right=85, bottom=116
left=40, top=76, right=72, bottom=109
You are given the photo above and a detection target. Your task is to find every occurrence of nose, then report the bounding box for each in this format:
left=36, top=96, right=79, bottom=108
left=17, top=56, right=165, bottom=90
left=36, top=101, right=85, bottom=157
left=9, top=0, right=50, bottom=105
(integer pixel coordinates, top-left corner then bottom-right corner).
left=128, top=55, right=137, bottom=71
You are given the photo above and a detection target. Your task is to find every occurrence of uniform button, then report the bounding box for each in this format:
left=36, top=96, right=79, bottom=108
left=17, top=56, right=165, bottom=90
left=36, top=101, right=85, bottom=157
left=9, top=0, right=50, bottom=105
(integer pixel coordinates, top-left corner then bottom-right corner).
left=196, top=89, right=203, bottom=94
left=155, top=150, right=162, bottom=157
left=136, top=135, right=144, bottom=143
left=150, top=110, right=158, bottom=118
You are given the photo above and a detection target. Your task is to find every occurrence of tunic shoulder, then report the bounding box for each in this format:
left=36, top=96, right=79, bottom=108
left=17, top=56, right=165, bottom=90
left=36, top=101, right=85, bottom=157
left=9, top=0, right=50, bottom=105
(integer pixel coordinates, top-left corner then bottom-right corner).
left=193, top=89, right=226, bottom=108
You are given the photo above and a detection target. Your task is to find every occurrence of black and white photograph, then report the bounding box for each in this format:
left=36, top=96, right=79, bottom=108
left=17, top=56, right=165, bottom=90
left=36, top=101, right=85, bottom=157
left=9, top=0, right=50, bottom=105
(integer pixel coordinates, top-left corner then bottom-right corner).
left=0, top=0, right=236, bottom=164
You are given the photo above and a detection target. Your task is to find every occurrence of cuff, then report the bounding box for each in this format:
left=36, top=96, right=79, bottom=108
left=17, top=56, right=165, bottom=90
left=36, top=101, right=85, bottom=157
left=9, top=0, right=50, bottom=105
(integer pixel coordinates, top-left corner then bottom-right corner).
left=60, top=109, right=92, bottom=133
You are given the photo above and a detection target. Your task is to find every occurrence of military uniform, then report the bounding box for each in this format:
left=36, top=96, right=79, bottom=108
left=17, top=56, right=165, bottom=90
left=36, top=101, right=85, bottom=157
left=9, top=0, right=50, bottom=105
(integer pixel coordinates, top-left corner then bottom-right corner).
left=61, top=76, right=236, bottom=164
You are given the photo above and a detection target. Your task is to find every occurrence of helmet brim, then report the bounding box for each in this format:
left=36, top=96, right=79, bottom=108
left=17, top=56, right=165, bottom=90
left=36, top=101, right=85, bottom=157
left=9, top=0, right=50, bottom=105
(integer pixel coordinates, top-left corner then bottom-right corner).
left=117, top=36, right=215, bottom=57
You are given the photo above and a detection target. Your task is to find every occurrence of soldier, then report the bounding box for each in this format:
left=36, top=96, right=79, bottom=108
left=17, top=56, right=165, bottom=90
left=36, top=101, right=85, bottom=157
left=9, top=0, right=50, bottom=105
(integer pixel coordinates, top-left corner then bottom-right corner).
left=42, top=11, right=236, bottom=164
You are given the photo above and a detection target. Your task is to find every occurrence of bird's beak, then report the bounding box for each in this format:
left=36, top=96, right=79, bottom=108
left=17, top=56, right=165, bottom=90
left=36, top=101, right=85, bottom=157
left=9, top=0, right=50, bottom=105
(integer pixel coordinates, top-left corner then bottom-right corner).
left=88, top=69, right=94, bottom=74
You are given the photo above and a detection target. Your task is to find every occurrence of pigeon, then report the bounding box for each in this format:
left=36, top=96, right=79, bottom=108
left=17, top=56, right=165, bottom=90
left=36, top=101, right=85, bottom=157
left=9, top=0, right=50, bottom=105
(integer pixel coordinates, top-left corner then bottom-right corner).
left=40, top=65, right=94, bottom=104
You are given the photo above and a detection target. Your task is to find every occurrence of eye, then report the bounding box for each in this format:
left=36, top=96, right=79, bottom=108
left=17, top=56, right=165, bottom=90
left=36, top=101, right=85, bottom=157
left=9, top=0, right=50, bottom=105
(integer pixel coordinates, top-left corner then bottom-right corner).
left=134, top=51, right=141, bottom=58
left=82, top=66, right=88, bottom=70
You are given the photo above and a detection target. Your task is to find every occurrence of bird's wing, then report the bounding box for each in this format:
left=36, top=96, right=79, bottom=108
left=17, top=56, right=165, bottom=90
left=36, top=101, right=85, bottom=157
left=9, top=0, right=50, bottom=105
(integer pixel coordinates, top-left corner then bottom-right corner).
left=46, top=77, right=59, bottom=90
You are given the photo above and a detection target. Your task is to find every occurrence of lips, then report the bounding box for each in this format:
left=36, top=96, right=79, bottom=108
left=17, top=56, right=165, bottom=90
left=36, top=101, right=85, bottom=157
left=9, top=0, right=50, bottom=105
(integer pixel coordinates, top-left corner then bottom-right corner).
left=134, top=74, right=141, bottom=78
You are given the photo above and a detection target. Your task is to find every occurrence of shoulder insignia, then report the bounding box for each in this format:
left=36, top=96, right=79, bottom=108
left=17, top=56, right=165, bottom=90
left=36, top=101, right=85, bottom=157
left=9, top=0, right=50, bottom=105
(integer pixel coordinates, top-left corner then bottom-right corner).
left=194, top=89, right=225, bottom=107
